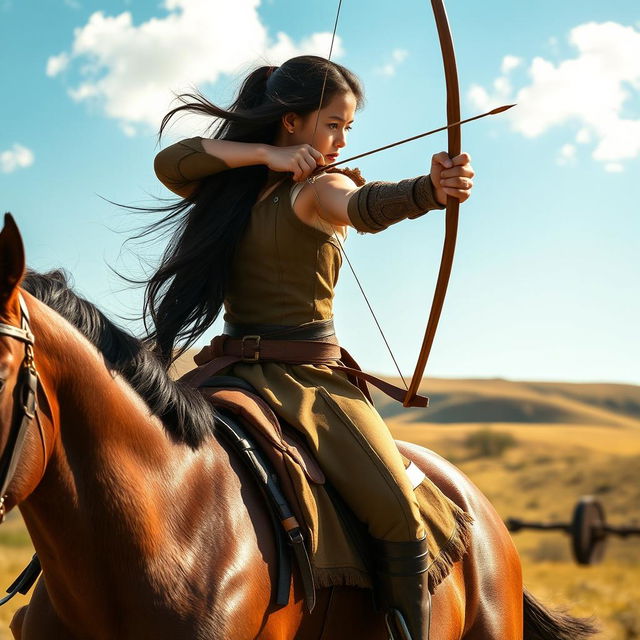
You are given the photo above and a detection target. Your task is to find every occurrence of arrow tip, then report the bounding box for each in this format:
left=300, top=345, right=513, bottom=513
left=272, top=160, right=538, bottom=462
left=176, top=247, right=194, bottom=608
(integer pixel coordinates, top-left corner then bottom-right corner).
left=490, top=103, right=517, bottom=115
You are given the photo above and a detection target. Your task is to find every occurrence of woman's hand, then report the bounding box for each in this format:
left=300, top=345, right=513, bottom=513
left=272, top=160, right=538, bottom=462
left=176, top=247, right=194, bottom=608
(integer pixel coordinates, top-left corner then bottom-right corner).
left=430, top=152, right=475, bottom=206
left=264, top=144, right=325, bottom=182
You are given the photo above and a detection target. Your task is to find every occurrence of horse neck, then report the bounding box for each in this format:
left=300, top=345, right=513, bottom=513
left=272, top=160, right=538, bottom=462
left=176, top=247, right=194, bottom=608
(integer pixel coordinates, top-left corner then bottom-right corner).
left=19, top=296, right=221, bottom=625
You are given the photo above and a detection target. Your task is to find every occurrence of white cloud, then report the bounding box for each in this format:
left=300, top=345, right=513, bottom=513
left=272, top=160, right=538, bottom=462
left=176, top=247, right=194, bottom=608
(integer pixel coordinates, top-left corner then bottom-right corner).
left=576, top=127, right=591, bottom=144
left=0, top=144, right=35, bottom=173
left=469, top=22, right=640, bottom=172
left=501, top=55, right=521, bottom=74
left=46, top=0, right=343, bottom=138
left=375, top=48, right=409, bottom=77
left=46, top=52, right=70, bottom=77
left=557, top=143, right=576, bottom=166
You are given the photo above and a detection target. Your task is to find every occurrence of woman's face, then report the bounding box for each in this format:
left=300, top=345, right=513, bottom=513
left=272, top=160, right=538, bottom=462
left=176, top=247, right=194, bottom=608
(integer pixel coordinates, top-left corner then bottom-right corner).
left=285, top=91, right=357, bottom=164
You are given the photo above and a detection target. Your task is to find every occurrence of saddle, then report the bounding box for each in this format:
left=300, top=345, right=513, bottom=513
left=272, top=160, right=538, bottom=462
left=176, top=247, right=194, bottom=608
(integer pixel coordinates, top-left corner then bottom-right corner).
left=195, top=375, right=371, bottom=614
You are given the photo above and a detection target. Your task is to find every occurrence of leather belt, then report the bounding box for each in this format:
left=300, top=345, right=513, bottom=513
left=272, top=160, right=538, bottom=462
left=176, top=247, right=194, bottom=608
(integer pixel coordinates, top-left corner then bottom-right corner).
left=222, top=319, right=337, bottom=342
left=186, top=328, right=429, bottom=408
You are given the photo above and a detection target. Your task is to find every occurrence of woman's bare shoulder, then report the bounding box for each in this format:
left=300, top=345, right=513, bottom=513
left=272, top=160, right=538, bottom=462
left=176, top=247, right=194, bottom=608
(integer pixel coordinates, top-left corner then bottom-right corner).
left=291, top=167, right=365, bottom=229
left=310, top=166, right=365, bottom=198
left=325, top=166, right=366, bottom=187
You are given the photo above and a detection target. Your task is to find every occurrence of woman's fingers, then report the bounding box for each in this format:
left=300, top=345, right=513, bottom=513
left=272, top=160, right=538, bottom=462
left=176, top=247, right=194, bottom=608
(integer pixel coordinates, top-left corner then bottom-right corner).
left=293, top=147, right=321, bottom=181
left=432, top=151, right=453, bottom=170
left=431, top=150, right=475, bottom=203
left=307, top=145, right=325, bottom=166
left=439, top=152, right=474, bottom=183
left=441, top=187, right=472, bottom=203
left=293, top=157, right=315, bottom=181
left=451, top=152, right=472, bottom=166
left=439, top=176, right=474, bottom=189
left=441, top=166, right=475, bottom=179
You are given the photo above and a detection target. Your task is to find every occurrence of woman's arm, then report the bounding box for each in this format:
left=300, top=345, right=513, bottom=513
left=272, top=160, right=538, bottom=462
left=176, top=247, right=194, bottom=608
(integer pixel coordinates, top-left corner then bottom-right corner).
left=154, top=137, right=270, bottom=198
left=154, top=138, right=325, bottom=198
left=300, top=152, right=474, bottom=232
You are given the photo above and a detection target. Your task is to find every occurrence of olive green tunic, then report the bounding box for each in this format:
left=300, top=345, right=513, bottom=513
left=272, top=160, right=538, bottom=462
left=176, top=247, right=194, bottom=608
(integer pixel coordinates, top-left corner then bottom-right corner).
left=224, top=177, right=340, bottom=326
left=154, top=138, right=466, bottom=549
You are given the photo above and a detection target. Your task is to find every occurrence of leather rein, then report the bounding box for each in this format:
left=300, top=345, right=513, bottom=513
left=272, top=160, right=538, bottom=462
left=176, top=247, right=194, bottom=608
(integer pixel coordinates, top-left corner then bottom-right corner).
left=0, top=293, right=40, bottom=522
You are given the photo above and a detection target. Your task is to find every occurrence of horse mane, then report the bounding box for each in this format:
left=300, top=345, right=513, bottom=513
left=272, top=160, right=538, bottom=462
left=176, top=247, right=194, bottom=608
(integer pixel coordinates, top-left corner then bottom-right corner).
left=23, top=269, right=216, bottom=448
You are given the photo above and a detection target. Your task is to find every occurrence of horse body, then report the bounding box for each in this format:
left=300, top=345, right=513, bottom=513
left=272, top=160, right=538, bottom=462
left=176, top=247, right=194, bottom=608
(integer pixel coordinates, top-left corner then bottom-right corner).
left=0, top=216, right=595, bottom=639
left=5, top=291, right=501, bottom=640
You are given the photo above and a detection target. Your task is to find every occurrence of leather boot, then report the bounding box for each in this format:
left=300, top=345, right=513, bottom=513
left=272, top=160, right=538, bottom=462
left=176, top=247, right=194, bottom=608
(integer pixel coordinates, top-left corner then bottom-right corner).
left=372, top=536, right=431, bottom=640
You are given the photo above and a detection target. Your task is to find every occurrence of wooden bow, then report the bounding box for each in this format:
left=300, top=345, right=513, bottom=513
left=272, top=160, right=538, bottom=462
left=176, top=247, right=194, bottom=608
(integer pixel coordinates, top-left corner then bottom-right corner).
left=402, top=0, right=461, bottom=407
left=314, top=0, right=466, bottom=408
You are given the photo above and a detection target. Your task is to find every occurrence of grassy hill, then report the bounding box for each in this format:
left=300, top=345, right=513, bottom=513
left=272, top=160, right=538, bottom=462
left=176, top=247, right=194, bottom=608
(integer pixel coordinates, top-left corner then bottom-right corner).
left=372, top=377, right=640, bottom=428
left=1, top=373, right=639, bottom=638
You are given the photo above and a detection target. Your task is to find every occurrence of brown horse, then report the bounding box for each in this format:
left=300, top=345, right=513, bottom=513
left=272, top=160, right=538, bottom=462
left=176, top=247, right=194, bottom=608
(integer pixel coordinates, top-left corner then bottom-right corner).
left=0, top=214, right=595, bottom=639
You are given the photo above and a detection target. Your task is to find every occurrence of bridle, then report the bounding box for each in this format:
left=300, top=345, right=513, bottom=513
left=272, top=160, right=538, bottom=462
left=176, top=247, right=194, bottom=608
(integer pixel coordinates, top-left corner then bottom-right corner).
left=0, top=292, right=39, bottom=522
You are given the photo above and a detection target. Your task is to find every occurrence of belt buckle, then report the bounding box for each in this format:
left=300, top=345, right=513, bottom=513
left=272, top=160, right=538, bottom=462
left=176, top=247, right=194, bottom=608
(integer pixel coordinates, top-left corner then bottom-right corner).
left=241, top=335, right=261, bottom=362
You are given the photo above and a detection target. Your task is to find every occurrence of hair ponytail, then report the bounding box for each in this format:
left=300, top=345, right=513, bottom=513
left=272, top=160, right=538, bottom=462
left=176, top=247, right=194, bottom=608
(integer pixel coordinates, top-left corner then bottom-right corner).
left=234, top=65, right=274, bottom=110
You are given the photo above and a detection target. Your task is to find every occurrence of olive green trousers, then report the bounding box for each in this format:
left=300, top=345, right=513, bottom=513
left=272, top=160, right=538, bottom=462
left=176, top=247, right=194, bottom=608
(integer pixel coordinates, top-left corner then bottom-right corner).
left=227, top=361, right=426, bottom=542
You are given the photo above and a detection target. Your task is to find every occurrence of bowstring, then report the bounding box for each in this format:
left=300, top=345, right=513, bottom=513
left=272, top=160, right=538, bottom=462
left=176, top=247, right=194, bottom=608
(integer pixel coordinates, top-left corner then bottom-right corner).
left=307, top=0, right=409, bottom=390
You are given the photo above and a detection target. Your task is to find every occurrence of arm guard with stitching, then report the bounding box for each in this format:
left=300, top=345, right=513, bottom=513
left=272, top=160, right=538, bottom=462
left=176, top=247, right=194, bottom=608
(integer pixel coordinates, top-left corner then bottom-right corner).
left=347, top=175, right=445, bottom=234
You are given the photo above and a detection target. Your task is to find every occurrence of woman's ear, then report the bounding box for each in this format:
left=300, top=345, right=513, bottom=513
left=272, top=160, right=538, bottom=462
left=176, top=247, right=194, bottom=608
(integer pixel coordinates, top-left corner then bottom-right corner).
left=281, top=112, right=297, bottom=135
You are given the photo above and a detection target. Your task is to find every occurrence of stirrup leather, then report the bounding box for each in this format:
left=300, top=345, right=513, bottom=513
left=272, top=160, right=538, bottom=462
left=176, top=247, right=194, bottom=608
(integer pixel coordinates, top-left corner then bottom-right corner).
left=385, top=591, right=432, bottom=640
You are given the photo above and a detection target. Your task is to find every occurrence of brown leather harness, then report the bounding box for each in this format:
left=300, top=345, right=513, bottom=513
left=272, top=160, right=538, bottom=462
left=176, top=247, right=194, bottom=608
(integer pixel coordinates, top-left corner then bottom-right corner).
left=0, top=294, right=47, bottom=606
left=0, top=293, right=40, bottom=522
left=187, top=323, right=430, bottom=408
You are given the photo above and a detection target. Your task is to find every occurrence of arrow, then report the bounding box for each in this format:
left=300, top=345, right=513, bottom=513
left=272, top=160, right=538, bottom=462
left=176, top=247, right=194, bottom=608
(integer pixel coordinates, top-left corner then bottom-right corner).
left=314, top=104, right=515, bottom=173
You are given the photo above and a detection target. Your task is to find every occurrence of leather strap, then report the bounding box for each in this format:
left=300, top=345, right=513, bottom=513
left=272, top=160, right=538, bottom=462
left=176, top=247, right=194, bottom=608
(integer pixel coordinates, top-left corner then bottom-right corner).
left=213, top=409, right=316, bottom=612
left=187, top=336, right=429, bottom=407
left=0, top=294, right=39, bottom=521
left=0, top=554, right=41, bottom=606
left=222, top=318, right=337, bottom=341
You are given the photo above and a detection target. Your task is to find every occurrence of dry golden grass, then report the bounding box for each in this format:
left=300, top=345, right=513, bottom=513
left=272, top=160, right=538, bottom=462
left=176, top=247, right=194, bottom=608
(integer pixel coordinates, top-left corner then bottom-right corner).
left=1, top=376, right=638, bottom=638
left=0, top=512, right=33, bottom=640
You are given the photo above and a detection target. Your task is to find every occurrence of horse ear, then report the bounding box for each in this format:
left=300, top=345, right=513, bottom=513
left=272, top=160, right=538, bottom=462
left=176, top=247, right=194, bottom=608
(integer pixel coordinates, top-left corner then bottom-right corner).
left=0, top=213, right=26, bottom=306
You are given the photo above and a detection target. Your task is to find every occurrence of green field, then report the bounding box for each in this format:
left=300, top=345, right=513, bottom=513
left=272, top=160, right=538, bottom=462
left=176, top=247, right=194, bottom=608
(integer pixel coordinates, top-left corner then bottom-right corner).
left=1, top=377, right=639, bottom=639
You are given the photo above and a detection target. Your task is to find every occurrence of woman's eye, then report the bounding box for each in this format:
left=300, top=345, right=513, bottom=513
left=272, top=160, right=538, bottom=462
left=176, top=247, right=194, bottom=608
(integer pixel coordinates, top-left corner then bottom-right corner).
left=328, top=123, right=352, bottom=131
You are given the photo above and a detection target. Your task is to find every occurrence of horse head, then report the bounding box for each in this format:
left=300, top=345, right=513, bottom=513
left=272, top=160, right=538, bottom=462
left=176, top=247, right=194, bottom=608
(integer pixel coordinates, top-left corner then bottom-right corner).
left=0, top=213, right=46, bottom=521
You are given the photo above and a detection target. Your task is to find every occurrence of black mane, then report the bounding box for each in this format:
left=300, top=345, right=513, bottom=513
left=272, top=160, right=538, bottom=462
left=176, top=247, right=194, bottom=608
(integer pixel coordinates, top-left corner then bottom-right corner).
left=23, top=270, right=215, bottom=448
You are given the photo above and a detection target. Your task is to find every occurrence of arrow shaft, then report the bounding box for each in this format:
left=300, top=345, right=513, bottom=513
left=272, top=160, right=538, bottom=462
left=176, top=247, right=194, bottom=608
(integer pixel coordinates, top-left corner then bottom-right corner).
left=316, top=104, right=514, bottom=173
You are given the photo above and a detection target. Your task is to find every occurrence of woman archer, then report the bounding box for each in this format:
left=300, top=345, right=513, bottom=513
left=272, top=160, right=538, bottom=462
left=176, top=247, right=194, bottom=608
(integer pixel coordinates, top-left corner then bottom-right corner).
left=148, top=55, right=474, bottom=640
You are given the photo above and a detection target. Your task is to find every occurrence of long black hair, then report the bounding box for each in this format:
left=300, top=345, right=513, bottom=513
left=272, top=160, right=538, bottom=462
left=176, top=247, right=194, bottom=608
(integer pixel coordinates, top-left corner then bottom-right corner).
left=127, top=55, right=363, bottom=366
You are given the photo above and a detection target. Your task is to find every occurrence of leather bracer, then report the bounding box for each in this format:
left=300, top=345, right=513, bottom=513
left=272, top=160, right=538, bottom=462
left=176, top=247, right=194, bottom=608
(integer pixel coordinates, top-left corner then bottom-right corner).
left=347, top=175, right=444, bottom=234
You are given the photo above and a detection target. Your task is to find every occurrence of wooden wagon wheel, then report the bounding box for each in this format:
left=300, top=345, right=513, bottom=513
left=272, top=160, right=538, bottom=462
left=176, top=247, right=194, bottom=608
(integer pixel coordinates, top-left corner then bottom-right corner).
left=506, top=495, right=640, bottom=566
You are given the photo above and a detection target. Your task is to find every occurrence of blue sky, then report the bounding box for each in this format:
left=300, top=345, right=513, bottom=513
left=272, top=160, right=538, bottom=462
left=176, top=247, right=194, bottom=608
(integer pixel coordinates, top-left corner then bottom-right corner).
left=1, top=0, right=638, bottom=385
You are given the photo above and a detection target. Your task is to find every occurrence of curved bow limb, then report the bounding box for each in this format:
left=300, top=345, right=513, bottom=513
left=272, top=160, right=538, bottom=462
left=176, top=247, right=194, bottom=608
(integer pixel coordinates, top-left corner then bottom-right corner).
left=403, top=0, right=461, bottom=407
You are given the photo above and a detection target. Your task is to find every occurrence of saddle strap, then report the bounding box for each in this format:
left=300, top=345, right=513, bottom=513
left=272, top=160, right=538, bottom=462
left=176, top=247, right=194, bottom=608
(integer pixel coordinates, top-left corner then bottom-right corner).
left=187, top=336, right=429, bottom=408
left=212, top=407, right=317, bottom=613
left=0, top=554, right=41, bottom=607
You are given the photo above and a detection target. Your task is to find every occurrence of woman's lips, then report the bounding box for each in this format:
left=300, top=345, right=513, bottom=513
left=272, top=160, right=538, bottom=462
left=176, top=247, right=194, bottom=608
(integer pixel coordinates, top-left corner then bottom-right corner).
left=325, top=154, right=339, bottom=162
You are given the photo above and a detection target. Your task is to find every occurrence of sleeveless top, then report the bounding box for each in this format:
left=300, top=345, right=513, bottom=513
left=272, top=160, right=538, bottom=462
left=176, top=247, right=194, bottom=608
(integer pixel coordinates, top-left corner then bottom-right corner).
left=151, top=136, right=362, bottom=327
left=223, top=175, right=344, bottom=327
